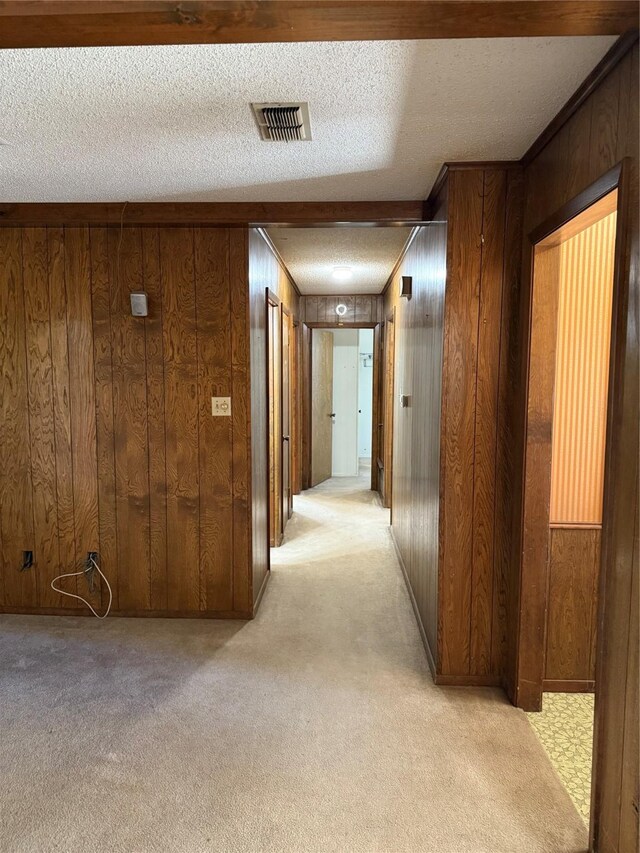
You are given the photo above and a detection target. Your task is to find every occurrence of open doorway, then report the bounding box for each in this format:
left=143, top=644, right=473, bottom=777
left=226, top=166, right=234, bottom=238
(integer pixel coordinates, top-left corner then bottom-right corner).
left=310, top=328, right=374, bottom=487
left=521, top=182, right=621, bottom=827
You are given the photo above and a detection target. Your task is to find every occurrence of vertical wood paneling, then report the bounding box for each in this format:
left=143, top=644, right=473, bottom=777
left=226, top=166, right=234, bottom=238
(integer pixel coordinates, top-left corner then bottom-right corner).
left=65, top=227, right=100, bottom=608
left=384, top=202, right=447, bottom=669
left=470, top=170, right=506, bottom=675
left=47, top=227, right=78, bottom=604
left=142, top=227, right=168, bottom=612
left=0, top=229, right=37, bottom=607
left=22, top=227, right=60, bottom=608
left=440, top=169, right=483, bottom=675
left=545, top=527, right=600, bottom=681
left=160, top=227, right=200, bottom=612
left=230, top=228, right=251, bottom=612
left=110, top=226, right=150, bottom=611
left=1, top=223, right=254, bottom=618
left=550, top=211, right=617, bottom=525
left=90, top=226, right=119, bottom=610
left=195, top=227, right=233, bottom=611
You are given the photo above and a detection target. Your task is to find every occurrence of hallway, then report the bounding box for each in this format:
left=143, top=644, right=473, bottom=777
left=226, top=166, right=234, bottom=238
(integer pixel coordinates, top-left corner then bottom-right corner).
left=1, top=474, right=587, bottom=852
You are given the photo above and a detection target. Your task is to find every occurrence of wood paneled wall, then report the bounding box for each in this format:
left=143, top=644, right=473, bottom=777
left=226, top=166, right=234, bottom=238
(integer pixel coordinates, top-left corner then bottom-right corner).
left=0, top=225, right=252, bottom=617
left=510, top=38, right=638, bottom=851
left=299, top=294, right=382, bottom=325
left=384, top=210, right=448, bottom=670
left=385, top=168, right=522, bottom=684
left=248, top=229, right=299, bottom=602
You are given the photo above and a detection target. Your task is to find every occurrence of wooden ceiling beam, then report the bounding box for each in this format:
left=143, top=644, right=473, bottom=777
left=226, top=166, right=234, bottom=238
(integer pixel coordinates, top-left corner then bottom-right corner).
left=0, top=1, right=637, bottom=49
left=0, top=200, right=426, bottom=226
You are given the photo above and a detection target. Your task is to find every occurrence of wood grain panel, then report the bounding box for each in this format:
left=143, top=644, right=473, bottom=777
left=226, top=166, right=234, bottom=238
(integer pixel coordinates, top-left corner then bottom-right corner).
left=1, top=1, right=635, bottom=48
left=22, top=227, right=60, bottom=608
left=471, top=170, right=506, bottom=675
left=65, top=227, right=100, bottom=609
left=546, top=527, right=600, bottom=681
left=439, top=169, right=483, bottom=675
left=47, top=227, right=78, bottom=605
left=195, top=227, right=233, bottom=611
left=90, top=226, right=119, bottom=610
left=160, top=227, right=200, bottom=612
left=110, top=226, right=150, bottom=611
left=384, top=198, right=448, bottom=669
left=0, top=229, right=37, bottom=607
left=229, top=228, right=252, bottom=613
left=141, top=226, right=168, bottom=612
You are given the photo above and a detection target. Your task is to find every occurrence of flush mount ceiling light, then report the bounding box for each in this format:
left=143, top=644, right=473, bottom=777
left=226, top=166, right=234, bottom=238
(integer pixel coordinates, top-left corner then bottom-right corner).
left=332, top=266, right=353, bottom=283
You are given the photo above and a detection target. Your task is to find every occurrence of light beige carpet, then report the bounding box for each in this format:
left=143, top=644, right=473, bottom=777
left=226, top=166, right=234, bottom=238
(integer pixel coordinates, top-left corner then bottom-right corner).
left=0, top=474, right=588, bottom=852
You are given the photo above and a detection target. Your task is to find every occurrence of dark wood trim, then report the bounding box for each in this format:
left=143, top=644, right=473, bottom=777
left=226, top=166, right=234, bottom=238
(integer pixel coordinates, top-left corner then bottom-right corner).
left=381, top=226, right=421, bottom=296
left=300, top=323, right=312, bottom=491
left=253, top=563, right=271, bottom=615
left=1, top=2, right=636, bottom=49
left=425, top=161, right=520, bottom=217
left=256, top=228, right=301, bottom=298
left=0, top=201, right=425, bottom=227
left=390, top=527, right=436, bottom=678
left=590, top=153, right=636, bottom=849
left=542, top=678, right=596, bottom=693
left=522, top=31, right=639, bottom=167
left=0, top=605, right=253, bottom=619
left=529, top=163, right=623, bottom=244
left=434, top=674, right=502, bottom=687
left=266, top=288, right=280, bottom=307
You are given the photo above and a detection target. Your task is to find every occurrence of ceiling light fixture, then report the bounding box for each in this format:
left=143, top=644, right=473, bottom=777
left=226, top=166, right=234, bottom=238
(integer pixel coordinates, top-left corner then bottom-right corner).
left=332, top=266, right=353, bottom=283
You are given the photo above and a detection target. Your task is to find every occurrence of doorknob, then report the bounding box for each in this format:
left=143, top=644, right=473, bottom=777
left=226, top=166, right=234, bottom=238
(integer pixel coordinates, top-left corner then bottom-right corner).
left=282, top=436, right=290, bottom=442
left=328, top=413, right=336, bottom=418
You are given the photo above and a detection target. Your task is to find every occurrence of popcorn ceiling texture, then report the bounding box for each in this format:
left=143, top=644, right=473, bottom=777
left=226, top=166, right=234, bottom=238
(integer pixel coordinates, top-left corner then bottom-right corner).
left=0, top=37, right=615, bottom=202
left=268, top=226, right=412, bottom=294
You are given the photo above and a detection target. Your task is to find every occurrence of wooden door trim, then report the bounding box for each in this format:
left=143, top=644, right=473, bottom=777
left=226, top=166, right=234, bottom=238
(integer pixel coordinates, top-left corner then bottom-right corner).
left=590, top=156, right=635, bottom=850
left=281, top=304, right=292, bottom=526
left=302, top=321, right=382, bottom=492
left=516, top=162, right=629, bottom=712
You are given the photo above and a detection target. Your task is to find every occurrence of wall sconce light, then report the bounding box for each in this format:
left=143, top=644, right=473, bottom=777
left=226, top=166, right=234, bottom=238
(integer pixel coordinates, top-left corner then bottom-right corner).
left=401, top=276, right=412, bottom=299
left=335, top=303, right=348, bottom=317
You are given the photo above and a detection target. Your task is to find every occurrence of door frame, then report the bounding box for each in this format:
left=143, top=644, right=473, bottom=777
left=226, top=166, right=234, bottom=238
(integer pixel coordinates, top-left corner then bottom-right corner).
left=380, top=308, right=396, bottom=510
left=266, top=287, right=282, bottom=547
left=281, top=304, right=293, bottom=523
left=514, top=162, right=629, bottom=712
left=301, top=321, right=381, bottom=491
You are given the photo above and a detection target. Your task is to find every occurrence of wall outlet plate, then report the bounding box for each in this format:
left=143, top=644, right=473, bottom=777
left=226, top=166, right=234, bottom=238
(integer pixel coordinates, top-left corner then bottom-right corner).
left=211, top=397, right=231, bottom=416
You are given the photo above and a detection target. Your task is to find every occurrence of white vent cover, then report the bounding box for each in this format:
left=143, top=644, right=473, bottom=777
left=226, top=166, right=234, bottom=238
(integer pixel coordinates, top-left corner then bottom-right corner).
left=251, top=102, right=312, bottom=142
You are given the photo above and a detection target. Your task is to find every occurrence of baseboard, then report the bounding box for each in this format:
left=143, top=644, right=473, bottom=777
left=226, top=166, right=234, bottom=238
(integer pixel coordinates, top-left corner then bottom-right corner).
left=543, top=678, right=595, bottom=693
left=389, top=526, right=436, bottom=679
left=253, top=568, right=271, bottom=615
left=0, top=605, right=252, bottom=619
left=434, top=674, right=502, bottom=687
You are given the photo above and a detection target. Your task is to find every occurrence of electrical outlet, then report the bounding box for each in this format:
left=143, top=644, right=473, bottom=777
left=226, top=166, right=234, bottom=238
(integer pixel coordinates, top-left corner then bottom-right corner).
left=211, top=397, right=231, bottom=417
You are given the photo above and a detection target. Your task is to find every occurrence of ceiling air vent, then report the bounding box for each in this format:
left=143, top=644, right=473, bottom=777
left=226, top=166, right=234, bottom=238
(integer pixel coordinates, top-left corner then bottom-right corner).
left=251, top=102, right=312, bottom=142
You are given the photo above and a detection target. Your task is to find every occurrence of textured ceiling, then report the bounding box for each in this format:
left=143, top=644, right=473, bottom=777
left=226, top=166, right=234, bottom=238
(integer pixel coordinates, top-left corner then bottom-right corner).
left=268, top=227, right=412, bottom=294
left=0, top=37, right=615, bottom=202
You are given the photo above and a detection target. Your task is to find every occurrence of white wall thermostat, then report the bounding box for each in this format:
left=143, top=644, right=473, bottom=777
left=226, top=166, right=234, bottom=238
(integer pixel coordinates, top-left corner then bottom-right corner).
left=130, top=292, right=149, bottom=317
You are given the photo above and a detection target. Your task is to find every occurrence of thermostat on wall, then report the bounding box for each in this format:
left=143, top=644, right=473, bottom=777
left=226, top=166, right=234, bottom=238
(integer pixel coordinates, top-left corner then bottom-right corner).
left=130, top=292, right=148, bottom=317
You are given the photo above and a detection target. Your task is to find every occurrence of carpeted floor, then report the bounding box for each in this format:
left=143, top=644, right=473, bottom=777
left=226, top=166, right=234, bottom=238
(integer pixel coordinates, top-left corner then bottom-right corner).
left=527, top=692, right=595, bottom=825
left=0, top=474, right=588, bottom=852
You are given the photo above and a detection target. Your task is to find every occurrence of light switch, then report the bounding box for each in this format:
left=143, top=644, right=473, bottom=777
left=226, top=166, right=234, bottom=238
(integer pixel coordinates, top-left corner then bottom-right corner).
left=211, top=397, right=231, bottom=417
